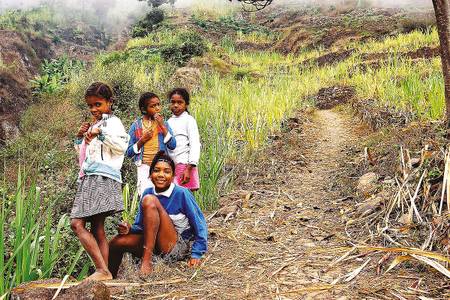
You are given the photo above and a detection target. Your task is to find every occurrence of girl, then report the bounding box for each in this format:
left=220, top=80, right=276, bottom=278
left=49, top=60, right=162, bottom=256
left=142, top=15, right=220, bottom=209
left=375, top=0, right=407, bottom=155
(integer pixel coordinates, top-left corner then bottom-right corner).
left=126, top=92, right=176, bottom=195
left=167, top=88, right=201, bottom=191
left=108, top=151, right=208, bottom=277
left=71, top=82, right=129, bottom=281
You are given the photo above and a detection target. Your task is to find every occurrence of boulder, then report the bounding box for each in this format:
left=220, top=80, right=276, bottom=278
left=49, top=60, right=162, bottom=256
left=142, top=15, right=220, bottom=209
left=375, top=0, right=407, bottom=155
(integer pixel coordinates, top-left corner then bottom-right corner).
left=357, top=172, right=379, bottom=197
left=170, top=67, right=201, bottom=93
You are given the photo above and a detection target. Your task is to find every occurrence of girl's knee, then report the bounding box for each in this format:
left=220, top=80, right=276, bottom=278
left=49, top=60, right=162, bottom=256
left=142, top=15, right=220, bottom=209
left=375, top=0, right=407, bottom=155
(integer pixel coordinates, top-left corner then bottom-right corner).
left=70, top=219, right=84, bottom=233
left=109, top=236, right=122, bottom=250
left=142, top=195, right=159, bottom=210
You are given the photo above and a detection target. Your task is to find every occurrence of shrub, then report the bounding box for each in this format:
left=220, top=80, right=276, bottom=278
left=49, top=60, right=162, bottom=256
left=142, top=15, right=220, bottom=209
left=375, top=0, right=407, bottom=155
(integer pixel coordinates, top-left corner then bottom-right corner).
left=160, top=31, right=207, bottom=66
left=400, top=17, right=435, bottom=34
left=30, top=56, right=85, bottom=95
left=131, top=9, right=165, bottom=38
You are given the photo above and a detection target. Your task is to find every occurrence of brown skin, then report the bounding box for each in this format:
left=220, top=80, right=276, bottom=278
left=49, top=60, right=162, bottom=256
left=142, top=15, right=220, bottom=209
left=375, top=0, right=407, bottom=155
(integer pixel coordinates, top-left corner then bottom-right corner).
left=71, top=215, right=112, bottom=280
left=108, top=161, right=202, bottom=277
left=136, top=97, right=169, bottom=151
left=169, top=94, right=193, bottom=185
left=79, top=96, right=113, bottom=144
left=169, top=93, right=187, bottom=117
left=70, top=96, right=115, bottom=281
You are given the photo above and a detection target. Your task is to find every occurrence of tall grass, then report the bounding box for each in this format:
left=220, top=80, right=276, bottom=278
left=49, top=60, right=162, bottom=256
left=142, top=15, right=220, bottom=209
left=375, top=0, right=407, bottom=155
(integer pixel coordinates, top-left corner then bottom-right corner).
left=356, top=27, right=439, bottom=54
left=122, top=184, right=140, bottom=224
left=0, top=173, right=86, bottom=297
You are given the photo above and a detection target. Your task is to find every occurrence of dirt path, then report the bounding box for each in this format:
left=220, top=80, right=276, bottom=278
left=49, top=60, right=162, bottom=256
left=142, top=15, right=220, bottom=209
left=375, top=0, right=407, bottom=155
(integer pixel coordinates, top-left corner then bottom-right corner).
left=123, top=109, right=445, bottom=299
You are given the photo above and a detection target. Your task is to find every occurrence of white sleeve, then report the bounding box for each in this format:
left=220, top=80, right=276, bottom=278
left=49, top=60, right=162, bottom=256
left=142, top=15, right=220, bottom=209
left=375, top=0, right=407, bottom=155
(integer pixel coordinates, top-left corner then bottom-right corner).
left=100, top=118, right=129, bottom=155
left=187, top=117, right=201, bottom=165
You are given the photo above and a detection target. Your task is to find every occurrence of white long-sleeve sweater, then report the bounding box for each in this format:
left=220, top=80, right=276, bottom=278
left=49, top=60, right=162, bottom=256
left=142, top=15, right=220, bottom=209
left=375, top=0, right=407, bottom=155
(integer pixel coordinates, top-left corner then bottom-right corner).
left=167, top=112, right=201, bottom=166
left=75, top=114, right=129, bottom=182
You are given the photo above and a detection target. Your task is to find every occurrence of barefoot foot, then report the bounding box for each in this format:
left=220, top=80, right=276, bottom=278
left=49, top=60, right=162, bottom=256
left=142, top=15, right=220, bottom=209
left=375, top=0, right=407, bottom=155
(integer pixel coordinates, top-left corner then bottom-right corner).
left=140, top=261, right=153, bottom=276
left=86, top=270, right=113, bottom=281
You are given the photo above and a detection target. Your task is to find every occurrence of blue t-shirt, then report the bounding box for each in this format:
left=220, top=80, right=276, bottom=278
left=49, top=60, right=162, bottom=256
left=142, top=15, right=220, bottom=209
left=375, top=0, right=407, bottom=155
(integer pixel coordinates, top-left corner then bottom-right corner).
left=131, top=184, right=208, bottom=259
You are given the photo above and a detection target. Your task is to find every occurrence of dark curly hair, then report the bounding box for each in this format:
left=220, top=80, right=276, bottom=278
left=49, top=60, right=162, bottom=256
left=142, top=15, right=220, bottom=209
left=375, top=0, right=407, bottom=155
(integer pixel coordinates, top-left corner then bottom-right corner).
left=139, top=92, right=159, bottom=115
left=149, top=151, right=175, bottom=175
left=168, top=88, right=190, bottom=106
left=85, top=82, right=114, bottom=101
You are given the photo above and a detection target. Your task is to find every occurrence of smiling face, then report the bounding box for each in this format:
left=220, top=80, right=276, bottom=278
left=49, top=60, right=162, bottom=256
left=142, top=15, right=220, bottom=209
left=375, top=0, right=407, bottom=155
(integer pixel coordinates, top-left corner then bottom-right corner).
left=150, top=161, right=174, bottom=191
left=170, top=93, right=187, bottom=117
left=144, top=97, right=161, bottom=118
left=85, top=96, right=112, bottom=120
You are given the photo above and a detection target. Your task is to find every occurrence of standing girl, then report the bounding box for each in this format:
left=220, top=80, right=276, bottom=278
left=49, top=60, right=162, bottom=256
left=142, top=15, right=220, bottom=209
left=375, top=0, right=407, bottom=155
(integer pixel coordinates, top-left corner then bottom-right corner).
left=71, top=82, right=129, bottom=281
left=126, top=92, right=176, bottom=195
left=167, top=88, right=201, bottom=191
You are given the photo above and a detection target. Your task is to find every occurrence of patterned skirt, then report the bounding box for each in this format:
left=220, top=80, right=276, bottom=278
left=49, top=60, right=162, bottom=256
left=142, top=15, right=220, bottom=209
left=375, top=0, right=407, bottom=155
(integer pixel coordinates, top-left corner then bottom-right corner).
left=70, top=175, right=124, bottom=219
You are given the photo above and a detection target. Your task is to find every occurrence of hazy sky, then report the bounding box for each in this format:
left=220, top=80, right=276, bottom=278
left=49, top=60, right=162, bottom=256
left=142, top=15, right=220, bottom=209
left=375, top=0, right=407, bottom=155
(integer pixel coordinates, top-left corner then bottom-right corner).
left=0, top=0, right=433, bottom=10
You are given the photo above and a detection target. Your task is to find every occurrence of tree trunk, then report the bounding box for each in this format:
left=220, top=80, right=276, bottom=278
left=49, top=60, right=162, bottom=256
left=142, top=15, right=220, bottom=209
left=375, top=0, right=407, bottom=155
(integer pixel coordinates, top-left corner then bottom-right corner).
left=432, top=0, right=450, bottom=125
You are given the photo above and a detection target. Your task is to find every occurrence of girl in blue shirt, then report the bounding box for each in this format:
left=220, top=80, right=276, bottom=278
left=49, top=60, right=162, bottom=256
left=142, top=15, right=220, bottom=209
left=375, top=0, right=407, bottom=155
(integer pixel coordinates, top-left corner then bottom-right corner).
left=109, top=151, right=207, bottom=276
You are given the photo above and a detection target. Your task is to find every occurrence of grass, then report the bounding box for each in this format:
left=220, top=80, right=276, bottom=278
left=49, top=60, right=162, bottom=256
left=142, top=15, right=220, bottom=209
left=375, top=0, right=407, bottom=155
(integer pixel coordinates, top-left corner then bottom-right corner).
left=356, top=27, right=439, bottom=54
left=348, top=57, right=444, bottom=119
left=0, top=172, right=86, bottom=298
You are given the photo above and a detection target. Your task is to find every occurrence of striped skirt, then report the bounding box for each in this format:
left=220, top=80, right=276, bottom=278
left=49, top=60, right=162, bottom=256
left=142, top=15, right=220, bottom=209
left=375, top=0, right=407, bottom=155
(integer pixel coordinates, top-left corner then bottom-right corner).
left=70, top=175, right=124, bottom=219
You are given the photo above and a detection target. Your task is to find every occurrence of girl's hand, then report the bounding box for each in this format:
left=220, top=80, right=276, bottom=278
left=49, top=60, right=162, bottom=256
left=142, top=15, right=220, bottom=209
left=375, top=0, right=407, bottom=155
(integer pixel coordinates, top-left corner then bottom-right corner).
left=77, top=122, right=90, bottom=138
left=154, top=113, right=165, bottom=128
left=187, top=258, right=201, bottom=268
left=140, top=129, right=153, bottom=143
left=118, top=222, right=131, bottom=235
left=84, top=127, right=101, bottom=144
left=154, top=113, right=169, bottom=137
left=181, top=166, right=191, bottom=184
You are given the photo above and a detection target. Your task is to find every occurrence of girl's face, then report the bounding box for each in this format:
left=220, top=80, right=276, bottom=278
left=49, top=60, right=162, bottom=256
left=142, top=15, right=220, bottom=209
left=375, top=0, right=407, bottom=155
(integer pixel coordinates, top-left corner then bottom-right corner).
left=151, top=161, right=174, bottom=191
left=86, top=96, right=112, bottom=120
left=170, top=94, right=187, bottom=117
left=144, top=97, right=161, bottom=117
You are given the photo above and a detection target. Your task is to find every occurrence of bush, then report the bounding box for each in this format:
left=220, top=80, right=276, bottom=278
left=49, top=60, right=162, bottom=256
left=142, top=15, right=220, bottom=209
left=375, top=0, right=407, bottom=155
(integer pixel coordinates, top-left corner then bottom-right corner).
left=160, top=31, right=207, bottom=66
left=400, top=17, right=435, bottom=34
left=30, top=56, right=85, bottom=95
left=132, top=9, right=165, bottom=38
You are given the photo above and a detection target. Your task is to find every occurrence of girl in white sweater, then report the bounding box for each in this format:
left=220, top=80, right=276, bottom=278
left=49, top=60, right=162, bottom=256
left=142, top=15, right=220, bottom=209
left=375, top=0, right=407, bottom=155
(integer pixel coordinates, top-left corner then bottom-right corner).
left=167, top=88, right=201, bottom=191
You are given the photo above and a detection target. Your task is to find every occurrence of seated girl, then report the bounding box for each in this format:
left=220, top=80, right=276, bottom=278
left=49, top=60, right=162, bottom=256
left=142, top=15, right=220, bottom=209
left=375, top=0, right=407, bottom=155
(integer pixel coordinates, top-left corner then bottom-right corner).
left=108, top=151, right=208, bottom=276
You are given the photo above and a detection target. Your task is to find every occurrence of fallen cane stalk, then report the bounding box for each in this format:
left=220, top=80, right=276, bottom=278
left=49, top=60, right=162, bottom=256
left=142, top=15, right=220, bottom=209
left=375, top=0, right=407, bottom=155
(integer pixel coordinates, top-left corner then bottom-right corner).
left=409, top=170, right=426, bottom=223
left=51, top=275, right=69, bottom=300
left=439, top=150, right=450, bottom=215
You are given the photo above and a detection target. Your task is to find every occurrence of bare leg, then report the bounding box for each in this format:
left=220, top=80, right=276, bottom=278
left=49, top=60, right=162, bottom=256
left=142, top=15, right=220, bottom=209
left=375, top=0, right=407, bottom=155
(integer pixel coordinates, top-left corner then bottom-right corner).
left=108, top=196, right=178, bottom=277
left=109, top=234, right=143, bottom=278
left=70, top=218, right=112, bottom=281
left=140, top=195, right=178, bottom=275
left=91, top=214, right=109, bottom=267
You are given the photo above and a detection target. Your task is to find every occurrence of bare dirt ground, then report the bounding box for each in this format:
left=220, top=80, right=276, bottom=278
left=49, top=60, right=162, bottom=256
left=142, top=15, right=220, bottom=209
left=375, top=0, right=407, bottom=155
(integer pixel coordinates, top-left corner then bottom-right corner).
left=117, top=109, right=448, bottom=299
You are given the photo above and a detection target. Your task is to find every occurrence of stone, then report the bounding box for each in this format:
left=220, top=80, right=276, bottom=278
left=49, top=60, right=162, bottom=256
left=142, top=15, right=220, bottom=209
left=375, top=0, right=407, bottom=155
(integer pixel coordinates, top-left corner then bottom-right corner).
left=170, top=67, right=201, bottom=92
left=63, top=280, right=110, bottom=300
left=216, top=204, right=240, bottom=217
left=11, top=279, right=59, bottom=300
left=356, top=195, right=384, bottom=216
left=410, top=157, right=421, bottom=168
left=356, top=172, right=379, bottom=197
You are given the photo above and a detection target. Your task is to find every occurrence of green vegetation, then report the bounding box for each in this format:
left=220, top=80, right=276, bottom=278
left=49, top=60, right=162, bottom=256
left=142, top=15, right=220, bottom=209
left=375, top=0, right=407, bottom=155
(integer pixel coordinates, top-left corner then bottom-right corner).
left=132, top=9, right=165, bottom=38
left=122, top=184, right=140, bottom=224
left=0, top=6, right=57, bottom=32
left=30, top=57, right=85, bottom=95
left=191, top=12, right=270, bottom=35
left=0, top=173, right=86, bottom=297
